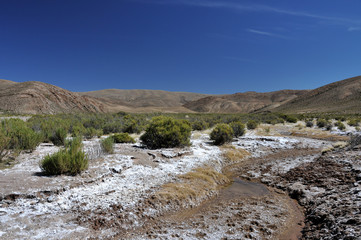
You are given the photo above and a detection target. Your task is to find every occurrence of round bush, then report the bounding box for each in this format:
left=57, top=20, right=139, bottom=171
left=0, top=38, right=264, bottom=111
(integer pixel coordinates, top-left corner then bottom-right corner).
left=210, top=124, right=234, bottom=145
left=306, top=121, right=314, bottom=128
left=337, top=122, right=346, bottom=131
left=317, top=119, right=328, bottom=128
left=192, top=121, right=209, bottom=131
left=247, top=120, right=258, bottom=130
left=285, top=115, right=298, bottom=123
left=112, top=133, right=135, bottom=143
left=140, top=116, right=191, bottom=149
left=229, top=122, right=245, bottom=137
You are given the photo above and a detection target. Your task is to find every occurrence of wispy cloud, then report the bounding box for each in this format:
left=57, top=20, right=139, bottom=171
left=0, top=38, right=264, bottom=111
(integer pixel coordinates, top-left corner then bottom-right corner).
left=247, top=29, right=288, bottom=39
left=348, top=26, right=361, bottom=32
left=142, top=0, right=361, bottom=27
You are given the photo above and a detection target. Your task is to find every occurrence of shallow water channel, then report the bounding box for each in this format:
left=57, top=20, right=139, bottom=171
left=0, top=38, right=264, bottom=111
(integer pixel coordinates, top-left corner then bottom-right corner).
left=137, top=177, right=305, bottom=239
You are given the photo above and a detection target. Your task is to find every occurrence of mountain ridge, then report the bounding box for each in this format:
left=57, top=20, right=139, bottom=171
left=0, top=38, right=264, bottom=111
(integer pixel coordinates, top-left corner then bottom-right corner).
left=1, top=75, right=361, bottom=114
left=273, top=75, right=361, bottom=113
left=0, top=81, right=107, bottom=114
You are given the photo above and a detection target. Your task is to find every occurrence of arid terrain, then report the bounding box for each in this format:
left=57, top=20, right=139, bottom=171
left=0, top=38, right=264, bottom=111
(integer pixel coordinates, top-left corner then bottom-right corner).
left=0, top=81, right=106, bottom=114
left=1, top=121, right=360, bottom=239
left=183, top=90, right=308, bottom=113
left=2, top=75, right=361, bottom=114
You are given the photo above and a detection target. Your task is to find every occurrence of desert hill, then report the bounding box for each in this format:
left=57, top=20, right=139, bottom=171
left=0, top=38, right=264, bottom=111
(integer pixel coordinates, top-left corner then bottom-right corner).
left=0, top=79, right=17, bottom=89
left=274, top=75, right=361, bottom=113
left=0, top=80, right=107, bottom=114
left=78, top=89, right=210, bottom=108
left=183, top=90, right=308, bottom=113
left=2, top=75, right=361, bottom=114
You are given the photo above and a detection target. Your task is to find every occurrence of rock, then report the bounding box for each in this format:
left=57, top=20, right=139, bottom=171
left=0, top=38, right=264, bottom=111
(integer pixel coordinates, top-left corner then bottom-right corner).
left=161, top=151, right=178, bottom=158
left=288, top=182, right=306, bottom=200
left=110, top=168, right=122, bottom=174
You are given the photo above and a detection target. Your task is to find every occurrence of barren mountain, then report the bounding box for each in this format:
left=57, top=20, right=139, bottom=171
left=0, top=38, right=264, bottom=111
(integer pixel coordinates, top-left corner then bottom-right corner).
left=0, top=80, right=107, bottom=114
left=184, top=90, right=309, bottom=113
left=274, top=75, right=361, bottom=113
left=2, top=75, right=361, bottom=114
left=0, top=79, right=17, bottom=89
left=78, top=89, right=210, bottom=108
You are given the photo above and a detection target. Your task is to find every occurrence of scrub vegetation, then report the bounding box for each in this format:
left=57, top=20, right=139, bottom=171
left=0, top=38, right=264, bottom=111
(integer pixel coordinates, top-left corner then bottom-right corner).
left=210, top=124, right=234, bottom=146
left=101, top=136, right=114, bottom=154
left=40, top=137, right=88, bottom=175
left=0, top=111, right=360, bottom=166
left=140, top=116, right=192, bottom=149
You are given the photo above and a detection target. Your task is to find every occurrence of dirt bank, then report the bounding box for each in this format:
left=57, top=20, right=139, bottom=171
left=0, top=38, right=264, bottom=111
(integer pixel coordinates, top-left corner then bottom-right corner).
left=230, top=136, right=360, bottom=239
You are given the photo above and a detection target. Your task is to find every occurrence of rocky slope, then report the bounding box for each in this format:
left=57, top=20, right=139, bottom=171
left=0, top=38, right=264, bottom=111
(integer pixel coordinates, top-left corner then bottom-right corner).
left=184, top=90, right=308, bottom=113
left=274, top=75, right=361, bottom=113
left=78, top=89, right=210, bottom=108
left=0, top=81, right=107, bottom=114
left=0, top=79, right=17, bottom=89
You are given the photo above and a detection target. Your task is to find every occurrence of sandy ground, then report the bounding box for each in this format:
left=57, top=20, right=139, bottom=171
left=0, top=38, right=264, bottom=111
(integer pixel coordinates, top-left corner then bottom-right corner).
left=0, top=123, right=359, bottom=239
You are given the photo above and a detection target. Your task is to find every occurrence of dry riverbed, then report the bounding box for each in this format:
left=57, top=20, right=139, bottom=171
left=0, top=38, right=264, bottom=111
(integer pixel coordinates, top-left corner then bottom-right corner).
left=0, top=124, right=359, bottom=239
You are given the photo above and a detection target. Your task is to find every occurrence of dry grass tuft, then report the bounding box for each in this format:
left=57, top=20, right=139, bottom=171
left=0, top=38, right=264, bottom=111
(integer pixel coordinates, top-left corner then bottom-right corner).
left=333, top=141, right=348, bottom=149
left=155, top=167, right=230, bottom=202
left=255, top=124, right=282, bottom=136
left=156, top=183, right=198, bottom=201
left=221, top=145, right=251, bottom=163
left=290, top=129, right=349, bottom=141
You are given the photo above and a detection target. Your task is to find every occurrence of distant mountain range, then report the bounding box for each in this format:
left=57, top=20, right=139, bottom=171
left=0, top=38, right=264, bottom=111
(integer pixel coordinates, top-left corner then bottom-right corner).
left=1, top=75, right=361, bottom=114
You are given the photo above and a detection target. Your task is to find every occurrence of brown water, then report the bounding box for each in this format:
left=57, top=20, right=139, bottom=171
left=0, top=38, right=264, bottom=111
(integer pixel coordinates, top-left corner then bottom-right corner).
left=220, top=177, right=269, bottom=199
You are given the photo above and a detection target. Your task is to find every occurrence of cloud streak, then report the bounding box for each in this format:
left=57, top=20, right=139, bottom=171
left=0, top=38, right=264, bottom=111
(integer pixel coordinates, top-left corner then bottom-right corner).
left=348, top=27, right=361, bottom=32
left=143, top=0, right=361, bottom=26
left=246, top=29, right=287, bottom=39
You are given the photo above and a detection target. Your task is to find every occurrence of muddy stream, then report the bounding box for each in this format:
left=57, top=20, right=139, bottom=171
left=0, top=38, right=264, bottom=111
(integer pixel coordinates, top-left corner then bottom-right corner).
left=124, top=175, right=305, bottom=239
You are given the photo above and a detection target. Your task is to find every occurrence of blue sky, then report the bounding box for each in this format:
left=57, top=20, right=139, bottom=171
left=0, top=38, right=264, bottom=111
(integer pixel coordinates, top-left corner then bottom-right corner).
left=1, top=0, right=361, bottom=94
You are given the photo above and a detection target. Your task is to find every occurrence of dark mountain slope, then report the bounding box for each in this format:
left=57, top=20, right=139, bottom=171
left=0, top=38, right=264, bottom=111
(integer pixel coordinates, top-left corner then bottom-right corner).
left=274, top=76, right=361, bottom=113
left=0, top=81, right=107, bottom=114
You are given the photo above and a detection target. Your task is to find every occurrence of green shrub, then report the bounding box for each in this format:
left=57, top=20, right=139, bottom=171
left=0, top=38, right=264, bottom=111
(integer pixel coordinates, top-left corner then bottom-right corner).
left=103, top=122, right=123, bottom=134
left=210, top=124, right=234, bottom=145
left=40, top=137, right=88, bottom=175
left=192, top=121, right=209, bottom=131
left=229, top=122, right=245, bottom=137
left=247, top=120, right=258, bottom=130
left=285, top=115, right=298, bottom=123
left=2, top=119, right=42, bottom=151
left=84, top=127, right=97, bottom=139
left=335, top=116, right=347, bottom=122
left=71, top=124, right=86, bottom=137
left=317, top=119, right=328, bottom=128
left=122, top=115, right=142, bottom=134
left=337, top=121, right=346, bottom=131
left=50, top=128, right=67, bottom=146
left=0, top=130, right=10, bottom=161
left=140, top=116, right=191, bottom=149
left=113, top=133, right=135, bottom=144
left=101, top=136, right=114, bottom=154
left=347, top=119, right=360, bottom=127
left=306, top=121, right=314, bottom=128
